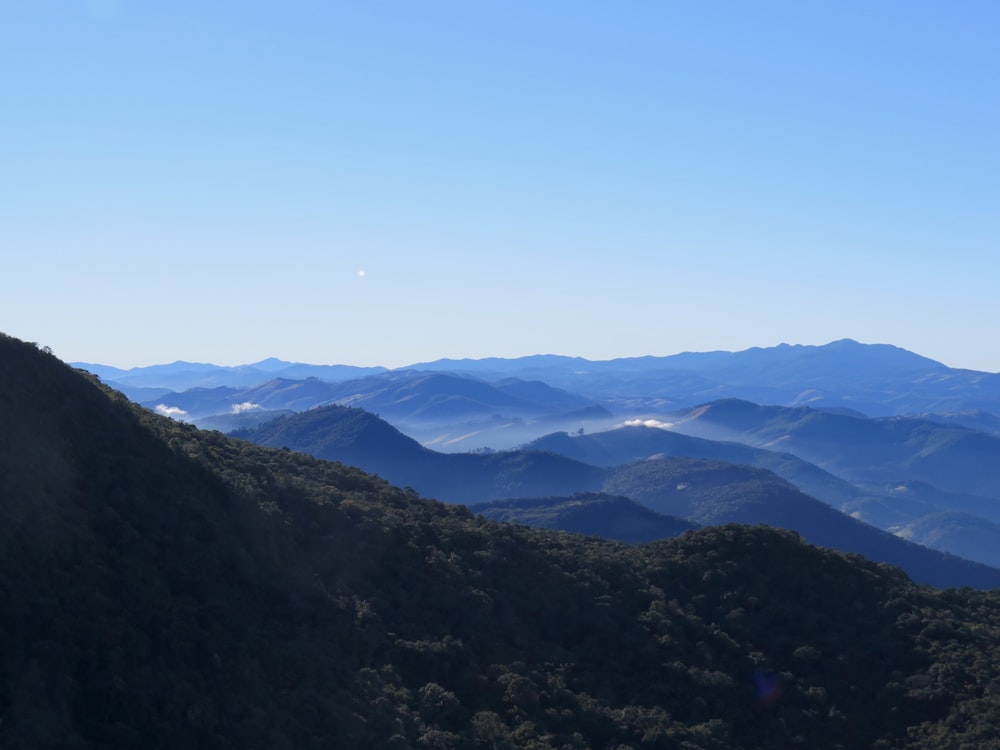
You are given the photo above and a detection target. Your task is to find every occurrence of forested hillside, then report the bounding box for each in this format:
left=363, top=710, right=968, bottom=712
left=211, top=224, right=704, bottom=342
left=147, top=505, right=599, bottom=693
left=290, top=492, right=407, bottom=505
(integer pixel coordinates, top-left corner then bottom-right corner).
left=4, top=332, right=1000, bottom=749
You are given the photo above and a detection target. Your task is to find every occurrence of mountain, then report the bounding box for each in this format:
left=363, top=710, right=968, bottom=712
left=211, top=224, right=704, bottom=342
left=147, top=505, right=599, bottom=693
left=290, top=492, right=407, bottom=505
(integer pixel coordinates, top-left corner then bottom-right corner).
left=81, top=339, right=1000, bottom=421
left=140, top=370, right=612, bottom=450
left=235, top=404, right=606, bottom=504
left=914, top=409, right=1000, bottom=435
left=73, top=358, right=387, bottom=394
left=849, top=479, right=1000, bottom=525
left=668, top=399, right=1000, bottom=499
left=602, top=457, right=1000, bottom=590
left=524, top=424, right=879, bottom=512
left=235, top=402, right=1000, bottom=588
left=525, top=424, right=1000, bottom=569
left=893, top=511, right=1000, bottom=570
left=192, top=408, right=295, bottom=432
left=408, top=339, right=1000, bottom=416
left=11, top=332, right=1000, bottom=747
left=473, top=493, right=699, bottom=544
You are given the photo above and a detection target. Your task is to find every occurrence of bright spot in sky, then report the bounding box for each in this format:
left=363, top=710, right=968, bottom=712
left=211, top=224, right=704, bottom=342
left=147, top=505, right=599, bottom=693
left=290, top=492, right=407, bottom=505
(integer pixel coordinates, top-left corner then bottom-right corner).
left=357, top=270, right=366, bottom=278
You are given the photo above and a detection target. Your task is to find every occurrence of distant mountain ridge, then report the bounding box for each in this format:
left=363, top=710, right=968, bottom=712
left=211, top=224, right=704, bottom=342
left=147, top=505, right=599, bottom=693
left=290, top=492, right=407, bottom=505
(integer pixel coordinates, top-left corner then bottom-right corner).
left=74, top=358, right=387, bottom=395
left=131, top=370, right=613, bottom=454
left=76, top=338, right=1000, bottom=419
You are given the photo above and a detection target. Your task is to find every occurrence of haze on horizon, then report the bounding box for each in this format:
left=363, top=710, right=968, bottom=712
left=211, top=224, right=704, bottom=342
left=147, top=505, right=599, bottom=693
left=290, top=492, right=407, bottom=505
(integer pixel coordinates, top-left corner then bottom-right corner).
left=4, top=2, right=999, bottom=372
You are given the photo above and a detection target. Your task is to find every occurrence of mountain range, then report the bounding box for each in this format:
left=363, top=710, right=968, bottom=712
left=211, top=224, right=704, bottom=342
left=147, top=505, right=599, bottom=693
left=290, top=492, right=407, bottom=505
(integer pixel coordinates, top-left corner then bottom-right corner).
left=74, top=339, right=1000, bottom=573
left=11, top=332, right=1000, bottom=745
left=78, top=338, right=1000, bottom=421
left=11, top=332, right=1000, bottom=746
left=235, top=404, right=1000, bottom=588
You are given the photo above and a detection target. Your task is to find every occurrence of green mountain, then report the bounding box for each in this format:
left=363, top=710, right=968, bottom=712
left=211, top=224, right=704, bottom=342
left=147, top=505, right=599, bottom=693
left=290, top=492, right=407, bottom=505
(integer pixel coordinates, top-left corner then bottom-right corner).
left=12, top=332, right=1000, bottom=748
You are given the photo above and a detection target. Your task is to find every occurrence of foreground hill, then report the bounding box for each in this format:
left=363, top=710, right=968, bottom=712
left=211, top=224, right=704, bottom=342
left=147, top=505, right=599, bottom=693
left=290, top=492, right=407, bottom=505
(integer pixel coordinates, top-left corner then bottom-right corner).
left=11, top=332, right=1000, bottom=748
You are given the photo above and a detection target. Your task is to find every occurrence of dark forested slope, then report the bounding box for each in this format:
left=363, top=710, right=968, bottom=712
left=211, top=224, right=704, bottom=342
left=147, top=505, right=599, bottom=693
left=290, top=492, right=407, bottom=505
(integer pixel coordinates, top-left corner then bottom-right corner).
left=5, top=333, right=1000, bottom=749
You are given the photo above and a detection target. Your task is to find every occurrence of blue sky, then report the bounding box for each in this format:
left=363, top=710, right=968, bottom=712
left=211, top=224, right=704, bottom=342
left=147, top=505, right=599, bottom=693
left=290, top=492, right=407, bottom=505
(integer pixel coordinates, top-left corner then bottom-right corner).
left=3, top=1, right=999, bottom=370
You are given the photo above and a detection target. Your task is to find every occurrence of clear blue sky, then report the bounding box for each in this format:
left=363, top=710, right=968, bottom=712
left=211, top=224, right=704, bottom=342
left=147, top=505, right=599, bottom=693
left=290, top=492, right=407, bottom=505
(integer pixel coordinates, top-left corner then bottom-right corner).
left=3, top=1, right=999, bottom=370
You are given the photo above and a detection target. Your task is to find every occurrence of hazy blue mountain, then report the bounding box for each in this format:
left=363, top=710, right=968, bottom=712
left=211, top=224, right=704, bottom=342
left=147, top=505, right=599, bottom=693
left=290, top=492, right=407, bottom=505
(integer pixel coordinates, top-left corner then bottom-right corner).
left=106, top=383, right=175, bottom=403
left=81, top=339, right=1000, bottom=422
left=524, top=424, right=879, bottom=512
left=71, top=362, right=130, bottom=380
left=407, top=339, right=1000, bottom=416
left=845, top=480, right=1000, bottom=527
left=142, top=370, right=613, bottom=452
left=332, top=370, right=601, bottom=420
left=73, top=358, right=387, bottom=391
left=143, top=370, right=606, bottom=421
left=669, top=399, right=1000, bottom=499
left=914, top=409, right=1000, bottom=435
left=524, top=424, right=1000, bottom=560
left=141, top=384, right=242, bottom=415
left=893, top=511, right=1000, bottom=570
left=192, top=408, right=294, bottom=432
left=235, top=405, right=605, bottom=504
left=603, top=457, right=1000, bottom=589
left=234, top=403, right=1000, bottom=588
left=474, top=493, right=699, bottom=544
